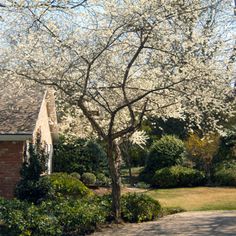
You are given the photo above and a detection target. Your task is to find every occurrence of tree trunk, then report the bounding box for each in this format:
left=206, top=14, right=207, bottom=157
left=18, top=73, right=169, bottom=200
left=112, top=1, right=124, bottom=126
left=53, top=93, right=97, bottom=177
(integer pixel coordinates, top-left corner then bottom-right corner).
left=107, top=141, right=122, bottom=222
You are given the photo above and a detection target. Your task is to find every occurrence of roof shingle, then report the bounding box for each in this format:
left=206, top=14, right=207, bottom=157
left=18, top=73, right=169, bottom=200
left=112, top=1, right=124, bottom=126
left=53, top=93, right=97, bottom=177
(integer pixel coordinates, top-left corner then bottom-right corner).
left=0, top=80, right=45, bottom=134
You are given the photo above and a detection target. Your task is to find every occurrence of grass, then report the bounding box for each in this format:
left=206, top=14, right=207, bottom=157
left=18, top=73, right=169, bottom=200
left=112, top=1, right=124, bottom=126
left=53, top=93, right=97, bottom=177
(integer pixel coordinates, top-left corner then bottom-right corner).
left=146, top=187, right=236, bottom=211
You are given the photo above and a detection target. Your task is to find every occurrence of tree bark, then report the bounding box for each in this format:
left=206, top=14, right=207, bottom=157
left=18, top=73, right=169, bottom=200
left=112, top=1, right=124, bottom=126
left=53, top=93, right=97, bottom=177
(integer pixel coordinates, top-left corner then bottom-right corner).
left=107, top=140, right=122, bottom=222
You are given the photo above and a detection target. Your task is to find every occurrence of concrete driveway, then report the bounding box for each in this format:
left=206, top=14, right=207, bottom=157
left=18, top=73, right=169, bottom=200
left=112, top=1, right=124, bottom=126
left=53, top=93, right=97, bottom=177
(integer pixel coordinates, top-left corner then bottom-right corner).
left=92, top=211, right=236, bottom=236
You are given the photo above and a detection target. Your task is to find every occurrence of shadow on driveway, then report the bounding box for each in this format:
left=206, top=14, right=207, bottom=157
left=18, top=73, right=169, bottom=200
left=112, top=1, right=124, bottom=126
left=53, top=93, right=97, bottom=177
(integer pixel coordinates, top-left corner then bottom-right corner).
left=92, top=211, right=236, bottom=236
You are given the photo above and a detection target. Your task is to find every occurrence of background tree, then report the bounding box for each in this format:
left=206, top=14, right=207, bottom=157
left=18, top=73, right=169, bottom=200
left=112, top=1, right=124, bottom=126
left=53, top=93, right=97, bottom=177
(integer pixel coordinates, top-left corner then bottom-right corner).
left=185, top=132, right=220, bottom=182
left=0, top=0, right=235, bottom=220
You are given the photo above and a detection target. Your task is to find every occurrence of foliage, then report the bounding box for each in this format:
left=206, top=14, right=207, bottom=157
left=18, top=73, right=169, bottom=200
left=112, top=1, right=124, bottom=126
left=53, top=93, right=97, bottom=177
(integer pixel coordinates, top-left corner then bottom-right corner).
left=43, top=198, right=107, bottom=235
left=121, top=141, right=148, bottom=167
left=81, top=172, right=97, bottom=186
left=213, top=163, right=236, bottom=186
left=20, top=142, right=47, bottom=181
left=142, top=135, right=185, bottom=181
left=70, top=172, right=81, bottom=180
left=0, top=198, right=62, bottom=236
left=121, top=193, right=161, bottom=223
left=142, top=117, right=188, bottom=143
left=15, top=177, right=53, bottom=204
left=152, top=166, right=206, bottom=188
left=0, top=197, right=107, bottom=236
left=2, top=0, right=234, bottom=220
left=96, top=173, right=110, bottom=187
left=47, top=172, right=93, bottom=198
left=0, top=193, right=162, bottom=235
left=15, top=142, right=51, bottom=203
left=214, top=128, right=236, bottom=165
left=185, top=133, right=220, bottom=180
left=53, top=136, right=107, bottom=175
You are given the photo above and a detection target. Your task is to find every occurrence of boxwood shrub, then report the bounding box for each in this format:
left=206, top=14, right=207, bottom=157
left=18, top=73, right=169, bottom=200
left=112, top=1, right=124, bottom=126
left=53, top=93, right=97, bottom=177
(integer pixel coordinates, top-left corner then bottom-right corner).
left=81, top=172, right=97, bottom=186
left=152, top=166, right=206, bottom=188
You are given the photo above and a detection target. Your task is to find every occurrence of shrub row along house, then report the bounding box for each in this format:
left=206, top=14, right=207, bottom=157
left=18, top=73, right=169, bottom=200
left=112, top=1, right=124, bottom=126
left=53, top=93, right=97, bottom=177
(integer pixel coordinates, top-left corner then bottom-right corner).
left=0, top=82, right=58, bottom=198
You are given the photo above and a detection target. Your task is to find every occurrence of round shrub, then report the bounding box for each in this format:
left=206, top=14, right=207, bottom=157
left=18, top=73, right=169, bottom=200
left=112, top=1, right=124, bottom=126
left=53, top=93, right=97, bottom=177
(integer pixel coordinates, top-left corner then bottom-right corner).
left=96, top=173, right=110, bottom=187
left=143, top=135, right=185, bottom=178
left=152, top=166, right=206, bottom=188
left=213, top=166, right=236, bottom=186
left=121, top=193, right=161, bottom=223
left=48, top=172, right=93, bottom=197
left=70, top=172, right=81, bottom=180
left=82, top=172, right=97, bottom=186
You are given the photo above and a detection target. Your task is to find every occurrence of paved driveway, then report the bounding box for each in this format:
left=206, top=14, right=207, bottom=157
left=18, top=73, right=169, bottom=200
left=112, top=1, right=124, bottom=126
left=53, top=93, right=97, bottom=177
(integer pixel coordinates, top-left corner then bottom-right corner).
left=92, top=211, right=236, bottom=236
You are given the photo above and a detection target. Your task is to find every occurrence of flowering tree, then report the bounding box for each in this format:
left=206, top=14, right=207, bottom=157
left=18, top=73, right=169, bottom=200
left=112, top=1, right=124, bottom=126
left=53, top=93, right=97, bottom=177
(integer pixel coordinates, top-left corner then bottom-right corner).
left=0, top=0, right=235, bottom=220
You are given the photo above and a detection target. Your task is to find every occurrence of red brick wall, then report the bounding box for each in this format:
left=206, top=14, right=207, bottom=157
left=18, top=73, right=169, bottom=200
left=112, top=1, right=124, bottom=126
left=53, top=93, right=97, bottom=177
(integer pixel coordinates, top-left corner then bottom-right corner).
left=0, top=141, right=24, bottom=198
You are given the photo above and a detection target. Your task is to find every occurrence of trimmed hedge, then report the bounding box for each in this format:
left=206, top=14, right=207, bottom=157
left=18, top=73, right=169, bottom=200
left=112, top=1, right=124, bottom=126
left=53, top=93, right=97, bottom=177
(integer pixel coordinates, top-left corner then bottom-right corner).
left=152, top=166, right=206, bottom=188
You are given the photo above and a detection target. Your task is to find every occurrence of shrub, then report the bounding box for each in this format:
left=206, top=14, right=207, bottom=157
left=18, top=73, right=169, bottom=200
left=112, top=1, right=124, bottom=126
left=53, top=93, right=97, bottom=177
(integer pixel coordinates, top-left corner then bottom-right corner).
left=0, top=198, right=62, bottom=236
left=121, top=193, right=161, bottom=223
left=48, top=172, right=93, bottom=197
left=185, top=133, right=220, bottom=181
left=53, top=136, right=107, bottom=174
left=143, top=135, right=185, bottom=178
left=0, top=197, right=107, bottom=236
left=96, top=173, right=110, bottom=187
left=82, top=172, right=97, bottom=186
left=15, top=142, right=51, bottom=203
left=15, top=177, right=53, bottom=204
left=50, top=198, right=107, bottom=235
left=213, top=164, right=236, bottom=186
left=70, top=172, right=81, bottom=180
left=152, top=166, right=206, bottom=188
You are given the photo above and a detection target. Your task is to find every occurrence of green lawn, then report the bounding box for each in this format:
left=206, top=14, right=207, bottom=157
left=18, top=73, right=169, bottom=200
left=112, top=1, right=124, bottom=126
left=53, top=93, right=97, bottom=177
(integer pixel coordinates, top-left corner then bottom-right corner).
left=146, top=187, right=236, bottom=211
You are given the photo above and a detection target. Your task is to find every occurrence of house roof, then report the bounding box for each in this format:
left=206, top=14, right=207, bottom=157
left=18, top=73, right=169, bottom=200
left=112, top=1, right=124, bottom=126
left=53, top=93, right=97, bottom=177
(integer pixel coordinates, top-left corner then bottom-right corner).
left=0, top=80, right=45, bottom=134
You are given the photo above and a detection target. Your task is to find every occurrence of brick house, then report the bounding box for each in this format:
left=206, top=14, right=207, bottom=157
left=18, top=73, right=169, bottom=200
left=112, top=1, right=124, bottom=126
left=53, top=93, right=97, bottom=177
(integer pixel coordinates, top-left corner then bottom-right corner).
left=0, top=83, right=58, bottom=198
